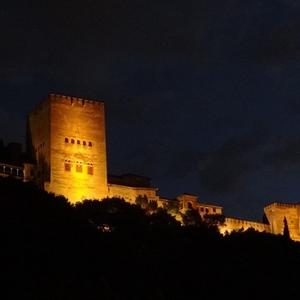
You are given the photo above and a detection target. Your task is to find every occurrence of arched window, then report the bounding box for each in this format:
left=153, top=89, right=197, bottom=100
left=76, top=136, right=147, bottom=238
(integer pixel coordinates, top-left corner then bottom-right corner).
left=88, top=141, right=92, bottom=147
left=77, top=140, right=80, bottom=145
left=64, top=160, right=71, bottom=171
left=83, top=141, right=86, bottom=146
left=71, top=139, right=75, bottom=144
left=76, top=163, right=82, bottom=173
left=87, top=164, right=93, bottom=175
left=65, top=137, right=69, bottom=143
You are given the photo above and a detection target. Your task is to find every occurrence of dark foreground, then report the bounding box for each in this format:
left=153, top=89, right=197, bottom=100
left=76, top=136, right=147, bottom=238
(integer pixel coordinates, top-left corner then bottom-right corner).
left=2, top=178, right=300, bottom=299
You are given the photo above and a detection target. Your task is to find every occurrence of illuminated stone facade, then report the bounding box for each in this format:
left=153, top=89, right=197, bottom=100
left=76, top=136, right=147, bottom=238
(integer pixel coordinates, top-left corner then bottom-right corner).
left=108, top=184, right=159, bottom=204
left=219, top=218, right=270, bottom=235
left=177, top=193, right=223, bottom=216
left=264, top=203, right=300, bottom=242
left=28, top=94, right=108, bottom=203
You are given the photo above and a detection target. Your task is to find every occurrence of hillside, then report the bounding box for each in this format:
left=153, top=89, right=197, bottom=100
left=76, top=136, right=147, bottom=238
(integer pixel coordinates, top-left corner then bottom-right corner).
left=2, top=178, right=300, bottom=299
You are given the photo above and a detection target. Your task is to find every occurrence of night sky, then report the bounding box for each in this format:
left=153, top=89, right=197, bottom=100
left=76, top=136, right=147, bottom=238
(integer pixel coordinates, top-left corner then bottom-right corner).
left=1, top=0, right=300, bottom=220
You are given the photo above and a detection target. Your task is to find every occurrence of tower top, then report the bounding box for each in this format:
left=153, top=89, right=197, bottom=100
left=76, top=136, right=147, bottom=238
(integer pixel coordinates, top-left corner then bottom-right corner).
left=48, top=93, right=104, bottom=106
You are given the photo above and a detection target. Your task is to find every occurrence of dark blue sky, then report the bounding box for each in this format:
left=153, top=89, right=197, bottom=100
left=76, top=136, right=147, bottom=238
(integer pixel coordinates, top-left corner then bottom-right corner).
left=1, top=0, right=300, bottom=220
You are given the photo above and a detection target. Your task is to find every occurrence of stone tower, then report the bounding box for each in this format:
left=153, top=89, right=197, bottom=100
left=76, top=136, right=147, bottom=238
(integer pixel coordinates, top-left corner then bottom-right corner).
left=27, top=94, right=108, bottom=203
left=264, top=202, right=300, bottom=241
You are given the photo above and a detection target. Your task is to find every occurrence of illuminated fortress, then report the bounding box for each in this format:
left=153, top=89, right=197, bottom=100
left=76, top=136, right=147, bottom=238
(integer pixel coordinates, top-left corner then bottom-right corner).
left=28, top=94, right=108, bottom=201
left=3, top=94, right=300, bottom=241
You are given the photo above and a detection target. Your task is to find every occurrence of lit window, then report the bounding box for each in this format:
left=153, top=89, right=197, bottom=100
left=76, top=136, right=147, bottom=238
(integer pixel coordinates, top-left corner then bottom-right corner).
left=88, top=141, right=92, bottom=147
left=77, top=140, right=80, bottom=145
left=87, top=165, right=93, bottom=175
left=76, top=164, right=82, bottom=173
left=83, top=141, right=86, bottom=146
left=65, top=162, right=71, bottom=171
left=65, top=138, right=69, bottom=143
left=71, top=139, right=75, bottom=144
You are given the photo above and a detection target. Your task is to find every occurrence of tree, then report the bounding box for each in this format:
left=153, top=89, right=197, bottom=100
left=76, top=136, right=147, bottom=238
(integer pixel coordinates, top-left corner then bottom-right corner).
left=75, top=197, right=148, bottom=233
left=135, top=195, right=148, bottom=209
left=182, top=208, right=203, bottom=227
left=148, top=208, right=180, bottom=228
left=283, top=217, right=290, bottom=240
left=147, top=200, right=158, bottom=213
left=164, top=199, right=179, bottom=215
left=203, top=214, right=225, bottom=228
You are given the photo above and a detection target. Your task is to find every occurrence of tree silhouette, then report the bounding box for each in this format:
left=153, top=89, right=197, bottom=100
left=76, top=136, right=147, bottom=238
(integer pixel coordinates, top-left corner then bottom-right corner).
left=182, top=208, right=203, bottom=227
left=203, top=213, right=225, bottom=228
left=135, top=195, right=148, bottom=209
left=283, top=217, right=290, bottom=240
left=2, top=176, right=300, bottom=299
left=164, top=199, right=179, bottom=215
left=147, top=200, right=158, bottom=213
left=75, top=197, right=148, bottom=233
left=148, top=207, right=180, bottom=228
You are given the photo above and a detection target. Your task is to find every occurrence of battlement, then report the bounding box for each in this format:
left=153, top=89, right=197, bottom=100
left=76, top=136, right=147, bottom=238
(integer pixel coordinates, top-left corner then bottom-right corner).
left=219, top=217, right=270, bottom=235
left=30, top=93, right=105, bottom=125
left=48, top=93, right=104, bottom=107
left=264, top=202, right=300, bottom=210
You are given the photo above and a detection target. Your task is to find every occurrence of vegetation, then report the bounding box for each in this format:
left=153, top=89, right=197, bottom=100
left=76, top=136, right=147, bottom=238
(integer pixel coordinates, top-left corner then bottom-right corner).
left=163, top=199, right=179, bottom=215
left=2, top=177, right=300, bottom=299
left=135, top=194, right=148, bottom=209
left=283, top=216, right=291, bottom=240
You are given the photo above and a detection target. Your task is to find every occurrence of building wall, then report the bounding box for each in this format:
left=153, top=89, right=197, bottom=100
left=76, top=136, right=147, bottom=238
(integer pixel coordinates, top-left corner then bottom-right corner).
left=107, top=183, right=159, bottom=204
left=264, top=203, right=300, bottom=241
left=27, top=99, right=51, bottom=187
left=177, top=194, right=223, bottom=216
left=219, top=217, right=270, bottom=235
left=29, top=94, right=108, bottom=203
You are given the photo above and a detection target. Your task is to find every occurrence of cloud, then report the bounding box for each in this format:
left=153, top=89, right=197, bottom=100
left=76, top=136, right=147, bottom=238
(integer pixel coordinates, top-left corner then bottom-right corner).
left=198, top=134, right=300, bottom=194
left=263, top=137, right=300, bottom=169
left=198, top=136, right=264, bottom=192
left=255, top=21, right=300, bottom=64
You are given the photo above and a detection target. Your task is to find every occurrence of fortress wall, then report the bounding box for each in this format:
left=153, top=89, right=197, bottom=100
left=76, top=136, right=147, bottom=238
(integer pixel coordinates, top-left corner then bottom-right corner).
left=46, top=94, right=108, bottom=203
left=264, top=203, right=300, bottom=241
left=107, top=183, right=159, bottom=205
left=28, top=99, right=51, bottom=186
left=197, top=204, right=223, bottom=218
left=219, top=217, right=270, bottom=235
left=176, top=194, right=223, bottom=216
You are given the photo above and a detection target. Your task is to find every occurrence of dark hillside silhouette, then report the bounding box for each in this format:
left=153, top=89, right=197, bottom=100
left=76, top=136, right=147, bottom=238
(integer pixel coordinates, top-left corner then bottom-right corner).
left=2, top=177, right=300, bottom=299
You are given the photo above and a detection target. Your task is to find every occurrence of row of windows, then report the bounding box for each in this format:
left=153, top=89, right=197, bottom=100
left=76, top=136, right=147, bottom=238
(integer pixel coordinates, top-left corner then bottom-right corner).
left=64, top=160, right=94, bottom=175
left=199, top=207, right=217, bottom=213
left=64, top=137, right=93, bottom=147
left=186, top=202, right=217, bottom=213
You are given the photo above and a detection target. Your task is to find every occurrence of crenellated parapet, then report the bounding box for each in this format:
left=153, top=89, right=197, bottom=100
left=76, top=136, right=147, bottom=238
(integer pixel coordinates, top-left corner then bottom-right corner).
left=265, top=202, right=300, bottom=210
left=264, top=202, right=300, bottom=241
left=219, top=217, right=270, bottom=235
left=48, top=94, right=104, bottom=107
